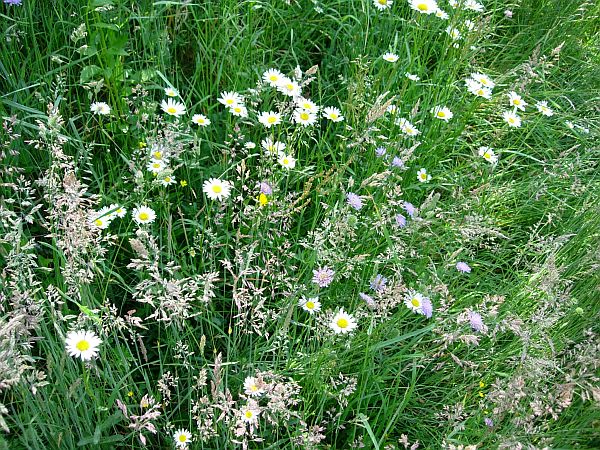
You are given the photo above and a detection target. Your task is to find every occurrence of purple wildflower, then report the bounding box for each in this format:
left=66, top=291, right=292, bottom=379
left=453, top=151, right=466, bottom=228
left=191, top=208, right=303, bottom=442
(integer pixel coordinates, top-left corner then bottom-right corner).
left=456, top=261, right=471, bottom=273
left=258, top=181, right=273, bottom=195
left=402, top=201, right=416, bottom=217
left=346, top=192, right=363, bottom=211
left=484, top=417, right=494, bottom=427
left=3, top=0, right=22, bottom=4
left=359, top=292, right=376, bottom=309
left=391, top=156, right=404, bottom=168
left=375, top=146, right=387, bottom=158
left=312, top=266, right=335, bottom=288
left=369, top=274, right=387, bottom=293
left=395, top=214, right=407, bottom=228
left=420, top=297, right=433, bottom=318
left=468, top=311, right=485, bottom=332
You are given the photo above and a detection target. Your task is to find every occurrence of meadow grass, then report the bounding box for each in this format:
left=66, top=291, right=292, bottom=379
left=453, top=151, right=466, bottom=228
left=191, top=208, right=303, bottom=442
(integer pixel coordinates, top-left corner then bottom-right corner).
left=0, top=0, right=599, bottom=448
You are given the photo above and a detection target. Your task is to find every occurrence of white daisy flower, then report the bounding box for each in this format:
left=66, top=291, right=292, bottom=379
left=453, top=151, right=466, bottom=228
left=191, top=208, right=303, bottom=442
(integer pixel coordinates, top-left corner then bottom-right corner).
left=192, top=114, right=211, bottom=126
left=132, top=206, right=156, bottom=225
left=382, top=52, right=399, bottom=63
left=202, top=178, right=232, bottom=201
left=245, top=141, right=256, bottom=149
left=405, top=291, right=424, bottom=313
left=159, top=174, right=176, bottom=186
left=405, top=72, right=420, bottom=81
left=147, top=159, right=166, bottom=174
left=243, top=376, right=265, bottom=397
left=160, top=98, right=186, bottom=117
left=435, top=8, right=449, bottom=19
left=508, top=91, right=527, bottom=111
left=173, top=429, right=192, bottom=448
left=478, top=146, right=498, bottom=164
left=396, top=117, right=420, bottom=136
left=241, top=403, right=260, bottom=423
left=329, top=309, right=358, bottom=334
left=446, top=26, right=461, bottom=40
left=89, top=207, right=113, bottom=229
left=107, top=203, right=127, bottom=218
left=257, top=111, right=282, bottom=128
left=65, top=330, right=101, bottom=361
left=464, top=19, right=476, bottom=31
left=90, top=101, right=111, bottom=115
left=432, top=106, right=453, bottom=122
left=536, top=101, right=554, bottom=117
left=262, top=68, right=285, bottom=87
left=470, top=73, right=495, bottom=89
left=277, top=77, right=301, bottom=97
left=218, top=91, right=243, bottom=108
left=465, top=79, right=492, bottom=99
left=164, top=87, right=179, bottom=98
left=417, top=168, right=431, bottom=183
left=503, top=110, right=522, bottom=127
left=278, top=153, right=296, bottom=169
left=409, top=0, right=438, bottom=14
left=229, top=104, right=249, bottom=118
left=387, top=104, right=399, bottom=114
left=373, top=0, right=393, bottom=10
left=464, top=0, right=484, bottom=12
left=295, top=97, right=319, bottom=113
left=293, top=109, right=317, bottom=127
left=322, top=106, right=344, bottom=122
left=261, top=138, right=286, bottom=154
left=299, top=297, right=321, bottom=314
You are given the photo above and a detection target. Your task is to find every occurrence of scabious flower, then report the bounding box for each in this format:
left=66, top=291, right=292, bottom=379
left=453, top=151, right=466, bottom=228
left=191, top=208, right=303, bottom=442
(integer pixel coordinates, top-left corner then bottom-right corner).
left=322, top=106, right=344, bottom=122
left=65, top=330, right=101, bottom=361
left=370, top=274, right=388, bottom=293
left=329, top=309, right=358, bottom=334
left=299, top=297, right=321, bottom=314
left=161, top=98, right=186, bottom=117
left=478, top=146, right=498, bottom=164
left=373, top=0, right=393, bottom=10
left=258, top=181, right=273, bottom=195
left=392, top=156, right=404, bottom=168
left=456, top=261, right=471, bottom=273
left=359, top=292, right=377, bottom=309
left=395, top=213, right=407, bottom=228
left=164, top=87, right=179, bottom=97
left=484, top=417, right=494, bottom=427
left=382, top=52, right=399, bottom=63
left=346, top=192, right=363, bottom=211
left=375, top=146, right=387, bottom=158
left=173, top=429, right=192, bottom=448
left=202, top=178, right=232, bottom=201
left=132, top=206, right=156, bottom=225
left=258, top=111, right=282, bottom=128
left=90, top=102, right=111, bottom=115
left=4, top=0, right=23, bottom=5
left=262, top=68, right=284, bottom=87
left=417, top=168, right=431, bottom=183
left=403, top=201, right=416, bottom=217
left=192, top=114, right=211, bottom=126
left=277, top=153, right=296, bottom=169
left=404, top=291, right=433, bottom=318
left=432, top=106, right=453, bottom=122
left=243, top=376, right=265, bottom=397
left=508, top=91, right=527, bottom=110
left=468, top=310, right=486, bottom=332
left=408, top=0, right=438, bottom=14
left=312, top=266, right=335, bottom=288
left=503, top=110, right=522, bottom=127
left=536, top=100, right=554, bottom=116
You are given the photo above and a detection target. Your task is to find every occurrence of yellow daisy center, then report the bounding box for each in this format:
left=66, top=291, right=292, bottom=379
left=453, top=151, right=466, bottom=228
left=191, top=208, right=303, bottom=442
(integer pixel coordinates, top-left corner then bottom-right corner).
left=513, top=99, right=521, bottom=105
left=76, top=340, right=90, bottom=351
left=330, top=113, right=338, bottom=120
left=477, top=89, right=484, bottom=95
left=337, top=318, right=349, bottom=329
left=285, top=84, right=293, bottom=90
left=226, top=99, right=234, bottom=105
left=164, top=177, right=171, bottom=182
left=411, top=298, right=421, bottom=307
left=283, top=158, right=289, bottom=165
left=484, top=152, right=491, bottom=159
left=152, top=163, right=160, bottom=168
left=437, top=111, right=446, bottom=117
left=378, top=0, right=387, bottom=4
left=420, top=173, right=427, bottom=180
left=306, top=301, right=315, bottom=309
left=418, top=3, right=429, bottom=11
left=94, top=219, right=103, bottom=227
left=167, top=107, right=177, bottom=114
left=300, top=112, right=309, bottom=120
left=267, top=116, right=277, bottom=124
left=178, top=435, right=187, bottom=442
left=212, top=185, right=222, bottom=193
left=139, top=212, right=149, bottom=221
left=269, top=75, right=278, bottom=81
left=245, top=411, right=253, bottom=419
left=153, top=152, right=162, bottom=159
left=250, top=385, right=258, bottom=391
left=508, top=117, right=515, bottom=123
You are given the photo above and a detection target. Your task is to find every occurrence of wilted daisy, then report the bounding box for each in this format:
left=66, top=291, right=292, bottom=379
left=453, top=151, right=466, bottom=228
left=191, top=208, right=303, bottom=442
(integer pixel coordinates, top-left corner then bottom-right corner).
left=404, top=291, right=433, bottom=318
left=90, top=101, right=111, bottom=115
left=373, top=0, right=393, bottom=10
left=409, top=0, right=438, bottom=14
left=299, top=297, right=321, bottom=314
left=65, top=330, right=101, bottom=361
left=261, top=138, right=286, bottom=154
left=471, top=72, right=495, bottom=89
left=503, top=110, right=522, bottom=127
left=173, top=429, right=192, bottom=448
left=329, top=309, right=358, bottom=334
left=296, top=97, right=319, bottom=113
left=258, top=111, right=282, bottom=128
left=147, top=159, right=166, bottom=174
left=218, top=91, right=242, bottom=108
left=278, top=153, right=296, bottom=169
left=322, top=106, right=344, bottom=122
left=536, top=100, right=554, bottom=116
left=478, top=146, right=498, bottom=164
left=241, top=403, right=260, bottom=423
left=161, top=98, right=186, bottom=117
left=396, top=118, right=420, bottom=136
left=277, top=77, right=301, bottom=97
left=164, top=87, right=179, bottom=97
left=313, top=266, right=335, bottom=288
left=382, top=52, right=399, bottom=63
left=456, top=261, right=472, bottom=273
left=432, top=106, right=453, bottom=122
left=132, top=206, right=156, bottom=225
left=262, top=68, right=285, bottom=87
left=417, top=168, right=431, bottom=183
left=405, top=73, right=420, bottom=81
left=229, top=104, right=249, bottom=118
left=508, top=91, right=527, bottom=110
left=202, top=178, right=232, bottom=201
left=293, top=109, right=317, bottom=126
left=243, top=376, right=265, bottom=397
left=346, top=192, right=363, bottom=211
left=446, top=26, right=461, bottom=40
left=192, top=114, right=211, bottom=126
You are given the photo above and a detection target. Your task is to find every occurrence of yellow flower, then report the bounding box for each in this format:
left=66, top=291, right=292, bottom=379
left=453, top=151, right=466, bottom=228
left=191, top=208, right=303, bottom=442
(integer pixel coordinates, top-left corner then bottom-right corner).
left=138, top=141, right=147, bottom=148
left=127, top=391, right=134, bottom=397
left=258, top=193, right=269, bottom=206
left=479, top=381, right=485, bottom=388
left=180, top=180, right=188, bottom=187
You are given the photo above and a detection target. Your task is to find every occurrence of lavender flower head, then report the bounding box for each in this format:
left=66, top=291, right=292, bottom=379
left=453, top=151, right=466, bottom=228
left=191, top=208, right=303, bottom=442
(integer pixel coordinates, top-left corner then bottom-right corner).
left=484, top=417, right=494, bottom=427
left=420, top=297, right=433, bottom=318
left=258, top=181, right=273, bottom=195
left=468, top=310, right=485, bottom=332
left=359, top=292, right=376, bottom=309
left=370, top=274, right=387, bottom=293
left=375, top=146, right=387, bottom=158
left=391, top=156, right=404, bottom=168
left=346, top=192, right=363, bottom=211
left=402, top=201, right=416, bottom=217
left=395, top=213, right=407, bottom=228
left=4, top=0, right=22, bottom=4
left=312, top=266, right=335, bottom=288
left=456, top=261, right=471, bottom=273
